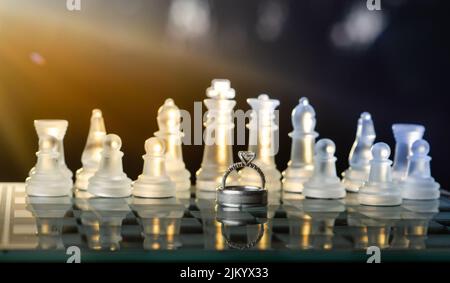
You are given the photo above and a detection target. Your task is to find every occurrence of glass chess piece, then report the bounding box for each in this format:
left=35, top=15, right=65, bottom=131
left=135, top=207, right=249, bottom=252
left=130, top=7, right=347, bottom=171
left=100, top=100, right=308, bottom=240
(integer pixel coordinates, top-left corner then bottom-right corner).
left=87, top=134, right=132, bottom=198
left=196, top=79, right=238, bottom=191
left=342, top=112, right=376, bottom=192
left=26, top=135, right=73, bottom=197
left=132, top=137, right=176, bottom=198
left=399, top=139, right=440, bottom=200
left=154, top=99, right=191, bottom=191
left=282, top=97, right=319, bottom=193
left=303, top=139, right=346, bottom=199
left=75, top=109, right=107, bottom=190
left=392, top=124, right=425, bottom=182
left=239, top=94, right=282, bottom=191
left=358, top=142, right=402, bottom=206
left=30, top=119, right=72, bottom=179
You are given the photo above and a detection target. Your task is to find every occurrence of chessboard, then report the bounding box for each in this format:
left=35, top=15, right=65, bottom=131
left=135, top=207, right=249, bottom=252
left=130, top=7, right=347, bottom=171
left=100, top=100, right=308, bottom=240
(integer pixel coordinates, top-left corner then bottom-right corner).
left=1, top=182, right=450, bottom=262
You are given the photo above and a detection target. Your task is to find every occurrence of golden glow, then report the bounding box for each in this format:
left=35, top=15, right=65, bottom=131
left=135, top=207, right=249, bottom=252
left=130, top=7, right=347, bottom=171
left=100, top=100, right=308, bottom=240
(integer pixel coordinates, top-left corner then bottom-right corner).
left=215, top=221, right=224, bottom=250
left=152, top=218, right=160, bottom=235
left=257, top=223, right=269, bottom=250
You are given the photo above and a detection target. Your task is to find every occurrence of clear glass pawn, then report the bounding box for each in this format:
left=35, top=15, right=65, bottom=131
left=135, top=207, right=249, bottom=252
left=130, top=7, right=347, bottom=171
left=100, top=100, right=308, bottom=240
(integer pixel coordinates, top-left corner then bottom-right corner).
left=342, top=112, right=376, bottom=192
left=303, top=139, right=346, bottom=199
left=132, top=137, right=176, bottom=198
left=26, top=135, right=73, bottom=197
left=196, top=79, right=238, bottom=191
left=239, top=94, right=281, bottom=191
left=358, top=142, right=402, bottom=206
left=75, top=109, right=107, bottom=190
left=392, top=124, right=425, bottom=182
left=154, top=99, right=191, bottom=191
left=87, top=134, right=132, bottom=198
left=400, top=139, right=440, bottom=200
left=282, top=97, right=319, bottom=193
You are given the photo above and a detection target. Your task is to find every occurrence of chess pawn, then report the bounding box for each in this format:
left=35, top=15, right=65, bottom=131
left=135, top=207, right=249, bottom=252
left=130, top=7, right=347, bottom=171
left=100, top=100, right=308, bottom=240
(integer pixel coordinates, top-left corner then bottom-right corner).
left=132, top=137, right=176, bottom=198
left=154, top=99, right=191, bottom=191
left=359, top=143, right=402, bottom=206
left=392, top=124, right=425, bottom=182
left=26, top=135, right=73, bottom=197
left=342, top=112, right=376, bottom=192
left=31, top=120, right=72, bottom=179
left=239, top=94, right=281, bottom=191
left=75, top=109, right=107, bottom=190
left=196, top=79, right=238, bottom=191
left=400, top=139, right=440, bottom=200
left=303, top=139, right=346, bottom=199
left=87, top=134, right=132, bottom=198
left=282, top=98, right=319, bottom=193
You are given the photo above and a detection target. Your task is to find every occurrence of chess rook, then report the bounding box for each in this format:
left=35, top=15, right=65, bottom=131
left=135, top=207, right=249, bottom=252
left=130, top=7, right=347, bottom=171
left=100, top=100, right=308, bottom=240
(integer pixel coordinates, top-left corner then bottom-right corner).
left=400, top=139, right=440, bottom=200
left=196, top=79, right=238, bottom=191
left=26, top=135, right=73, bottom=197
left=392, top=124, right=425, bottom=182
left=239, top=94, right=281, bottom=191
left=75, top=109, right=107, bottom=190
left=282, top=97, right=319, bottom=193
left=303, top=139, right=346, bottom=199
left=87, top=134, right=132, bottom=198
left=30, top=119, right=72, bottom=179
left=154, top=99, right=191, bottom=191
left=342, top=112, right=376, bottom=192
left=132, top=137, right=176, bottom=198
left=358, top=142, right=402, bottom=206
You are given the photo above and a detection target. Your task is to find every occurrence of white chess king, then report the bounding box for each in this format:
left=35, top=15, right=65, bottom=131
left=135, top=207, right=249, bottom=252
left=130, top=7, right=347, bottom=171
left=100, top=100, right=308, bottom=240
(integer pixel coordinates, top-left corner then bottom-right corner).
left=154, top=99, right=191, bottom=191
left=196, top=79, right=238, bottom=191
left=239, top=94, right=281, bottom=191
left=282, top=97, right=319, bottom=193
left=75, top=109, right=107, bottom=190
left=342, top=112, right=376, bottom=192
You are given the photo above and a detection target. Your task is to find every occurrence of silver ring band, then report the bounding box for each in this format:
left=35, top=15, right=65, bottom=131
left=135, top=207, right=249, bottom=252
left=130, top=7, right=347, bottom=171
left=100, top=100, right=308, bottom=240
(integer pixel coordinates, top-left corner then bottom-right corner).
left=217, top=185, right=268, bottom=207
left=220, top=151, right=266, bottom=189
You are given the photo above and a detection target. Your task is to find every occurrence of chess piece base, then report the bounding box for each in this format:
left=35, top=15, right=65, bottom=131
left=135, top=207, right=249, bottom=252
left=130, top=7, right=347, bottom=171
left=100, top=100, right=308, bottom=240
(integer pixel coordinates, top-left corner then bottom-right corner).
left=87, top=174, right=132, bottom=198
left=132, top=177, right=176, bottom=198
left=342, top=167, right=369, bottom=193
left=400, top=178, right=440, bottom=200
left=26, top=175, right=72, bottom=197
left=303, top=178, right=346, bottom=199
left=167, top=168, right=191, bottom=191
left=75, top=167, right=96, bottom=191
left=196, top=171, right=239, bottom=192
left=358, top=183, right=402, bottom=206
left=281, top=167, right=313, bottom=193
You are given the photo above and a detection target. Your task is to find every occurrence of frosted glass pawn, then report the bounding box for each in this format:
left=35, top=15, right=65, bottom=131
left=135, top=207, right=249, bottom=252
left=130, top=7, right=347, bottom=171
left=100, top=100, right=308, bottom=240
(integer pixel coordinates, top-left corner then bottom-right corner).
left=400, top=139, right=440, bottom=200
left=282, top=97, right=319, bottom=193
left=31, top=120, right=72, bottom=179
left=132, top=137, right=176, bottom=198
left=87, top=134, right=132, bottom=198
left=359, top=143, right=402, bottom=206
left=239, top=94, right=281, bottom=191
left=75, top=109, right=107, bottom=190
left=342, top=112, right=376, bottom=192
left=303, top=139, right=346, bottom=199
left=26, top=135, right=73, bottom=197
left=392, top=124, right=425, bottom=182
left=154, top=99, right=191, bottom=191
left=196, top=79, right=238, bottom=191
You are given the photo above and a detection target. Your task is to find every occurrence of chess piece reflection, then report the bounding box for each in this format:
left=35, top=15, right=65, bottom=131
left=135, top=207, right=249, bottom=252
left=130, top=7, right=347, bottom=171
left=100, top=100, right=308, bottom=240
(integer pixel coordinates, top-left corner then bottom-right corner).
left=342, top=112, right=376, bottom=192
left=400, top=139, right=440, bottom=200
left=239, top=94, right=281, bottom=191
left=130, top=197, right=185, bottom=250
left=392, top=124, right=425, bottom=182
left=31, top=119, right=72, bottom=179
left=26, top=196, right=72, bottom=249
left=75, top=109, right=107, bottom=190
left=358, top=143, right=402, bottom=206
left=303, top=139, right=346, bottom=199
left=282, top=98, right=318, bottom=193
left=284, top=197, right=344, bottom=250
left=26, top=135, right=73, bottom=197
left=80, top=198, right=130, bottom=251
left=154, top=99, right=191, bottom=191
left=196, top=79, right=238, bottom=191
left=132, top=137, right=176, bottom=198
left=87, top=134, right=132, bottom=198
left=196, top=191, right=227, bottom=250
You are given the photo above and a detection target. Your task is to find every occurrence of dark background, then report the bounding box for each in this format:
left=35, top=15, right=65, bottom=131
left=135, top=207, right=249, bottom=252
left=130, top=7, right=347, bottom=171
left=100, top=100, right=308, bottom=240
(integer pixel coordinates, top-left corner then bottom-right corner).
left=0, top=0, right=449, bottom=189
